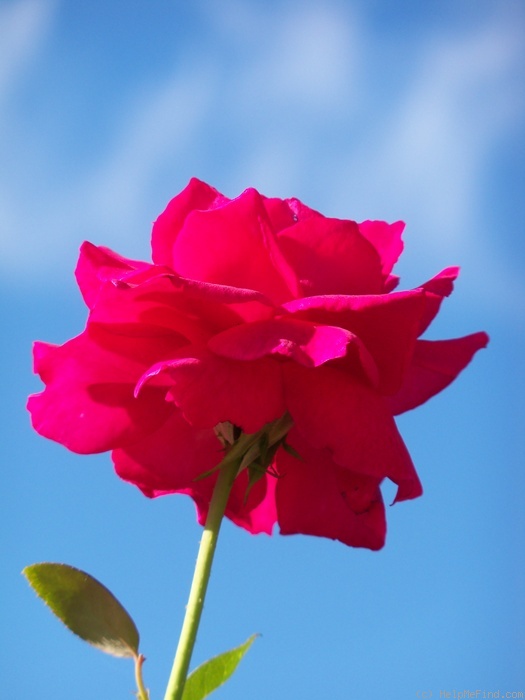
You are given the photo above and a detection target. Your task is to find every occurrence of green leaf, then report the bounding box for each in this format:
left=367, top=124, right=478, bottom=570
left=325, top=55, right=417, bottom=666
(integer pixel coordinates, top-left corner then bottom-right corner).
left=182, top=635, right=257, bottom=700
left=23, top=563, right=139, bottom=658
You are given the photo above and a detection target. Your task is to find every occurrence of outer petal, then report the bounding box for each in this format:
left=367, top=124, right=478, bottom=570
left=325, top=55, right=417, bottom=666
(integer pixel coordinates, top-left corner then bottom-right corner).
left=261, top=195, right=319, bottom=233
left=417, top=267, right=460, bottom=334
left=284, top=290, right=427, bottom=394
left=137, top=348, right=286, bottom=434
left=75, top=242, right=150, bottom=309
left=172, top=188, right=300, bottom=303
left=276, top=213, right=385, bottom=296
left=283, top=363, right=422, bottom=503
left=221, top=469, right=277, bottom=535
left=285, top=197, right=320, bottom=222
left=170, top=276, right=276, bottom=324
left=357, top=220, right=405, bottom=282
left=113, top=410, right=223, bottom=495
left=89, top=277, right=208, bottom=349
left=89, top=272, right=223, bottom=343
left=208, top=317, right=379, bottom=383
left=384, top=274, right=401, bottom=292
left=27, top=329, right=174, bottom=454
left=275, top=432, right=386, bottom=550
left=89, top=267, right=278, bottom=349
left=390, top=332, right=489, bottom=414
left=113, top=412, right=277, bottom=534
left=151, top=178, right=228, bottom=267
left=262, top=197, right=297, bottom=232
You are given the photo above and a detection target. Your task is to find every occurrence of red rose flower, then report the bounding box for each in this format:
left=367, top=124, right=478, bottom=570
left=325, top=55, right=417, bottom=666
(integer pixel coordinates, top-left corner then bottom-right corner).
left=28, top=179, right=488, bottom=549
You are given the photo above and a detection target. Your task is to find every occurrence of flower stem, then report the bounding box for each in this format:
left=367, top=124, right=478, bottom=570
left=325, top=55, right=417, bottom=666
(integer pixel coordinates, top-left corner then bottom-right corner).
left=134, top=653, right=149, bottom=699
left=162, top=457, right=240, bottom=700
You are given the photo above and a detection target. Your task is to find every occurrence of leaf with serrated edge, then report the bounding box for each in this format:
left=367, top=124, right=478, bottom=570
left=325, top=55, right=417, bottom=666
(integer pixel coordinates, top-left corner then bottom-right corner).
left=23, top=563, right=139, bottom=658
left=182, top=635, right=257, bottom=700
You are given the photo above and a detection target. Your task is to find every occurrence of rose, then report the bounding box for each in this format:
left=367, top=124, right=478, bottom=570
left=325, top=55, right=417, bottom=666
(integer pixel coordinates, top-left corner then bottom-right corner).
left=28, top=178, right=488, bottom=549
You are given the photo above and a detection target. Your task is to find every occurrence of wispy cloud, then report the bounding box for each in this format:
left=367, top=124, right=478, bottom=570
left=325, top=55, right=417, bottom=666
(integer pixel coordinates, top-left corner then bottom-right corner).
left=1, top=0, right=523, bottom=315
left=330, top=6, right=525, bottom=307
left=78, top=67, right=215, bottom=241
left=0, top=0, right=55, bottom=102
left=336, top=9, right=524, bottom=239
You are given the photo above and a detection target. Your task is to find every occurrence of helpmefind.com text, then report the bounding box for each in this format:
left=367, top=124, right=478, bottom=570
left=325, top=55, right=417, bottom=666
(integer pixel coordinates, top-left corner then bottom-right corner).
left=416, top=691, right=523, bottom=699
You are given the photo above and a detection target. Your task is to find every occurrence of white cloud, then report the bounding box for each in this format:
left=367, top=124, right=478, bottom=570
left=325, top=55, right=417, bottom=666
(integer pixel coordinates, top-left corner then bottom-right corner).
left=326, top=6, right=525, bottom=307
left=255, top=4, right=360, bottom=110
left=0, top=0, right=58, bottom=282
left=79, top=67, right=215, bottom=238
left=198, top=0, right=361, bottom=123
left=342, top=9, right=524, bottom=231
left=0, top=60, right=217, bottom=282
left=0, top=0, right=523, bottom=317
left=1, top=0, right=361, bottom=283
left=0, top=0, right=55, bottom=102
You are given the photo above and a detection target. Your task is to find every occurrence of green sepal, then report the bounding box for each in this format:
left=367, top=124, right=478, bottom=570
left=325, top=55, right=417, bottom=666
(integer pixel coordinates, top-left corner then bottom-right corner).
left=282, top=441, right=303, bottom=461
left=239, top=440, right=263, bottom=470
left=23, top=562, right=140, bottom=658
left=193, top=463, right=223, bottom=482
left=182, top=634, right=257, bottom=700
left=243, top=461, right=266, bottom=503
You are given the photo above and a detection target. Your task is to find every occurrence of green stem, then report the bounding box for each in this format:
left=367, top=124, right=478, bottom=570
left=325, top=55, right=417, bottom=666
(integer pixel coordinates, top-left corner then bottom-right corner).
left=134, top=654, right=149, bottom=700
left=163, top=457, right=240, bottom=700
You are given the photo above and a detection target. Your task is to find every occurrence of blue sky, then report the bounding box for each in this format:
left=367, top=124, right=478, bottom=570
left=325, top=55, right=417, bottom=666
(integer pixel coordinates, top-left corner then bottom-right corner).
left=1, top=1, right=524, bottom=698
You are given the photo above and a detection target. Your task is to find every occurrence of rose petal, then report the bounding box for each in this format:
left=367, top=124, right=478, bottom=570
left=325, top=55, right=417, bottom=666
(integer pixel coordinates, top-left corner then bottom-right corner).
left=171, top=276, right=276, bottom=324
left=90, top=278, right=208, bottom=347
left=222, top=469, right=277, bottom=535
left=417, top=267, right=460, bottom=334
left=114, top=412, right=277, bottom=534
left=90, top=273, right=219, bottom=343
left=137, top=348, right=286, bottom=433
left=28, top=330, right=173, bottom=454
left=283, top=363, right=422, bottom=503
left=390, top=332, right=489, bottom=414
left=172, top=187, right=300, bottom=303
left=208, top=317, right=379, bottom=383
left=357, top=220, right=405, bottom=282
left=262, top=197, right=297, bottom=232
left=261, top=196, right=319, bottom=232
left=284, top=290, right=427, bottom=394
left=180, top=469, right=277, bottom=536
left=151, top=178, right=228, bottom=267
left=90, top=267, right=278, bottom=348
left=75, top=242, right=149, bottom=309
left=384, top=274, right=400, bottom=292
left=277, top=213, right=385, bottom=296
left=285, top=197, right=320, bottom=222
left=275, top=433, right=386, bottom=549
left=113, top=409, right=222, bottom=495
